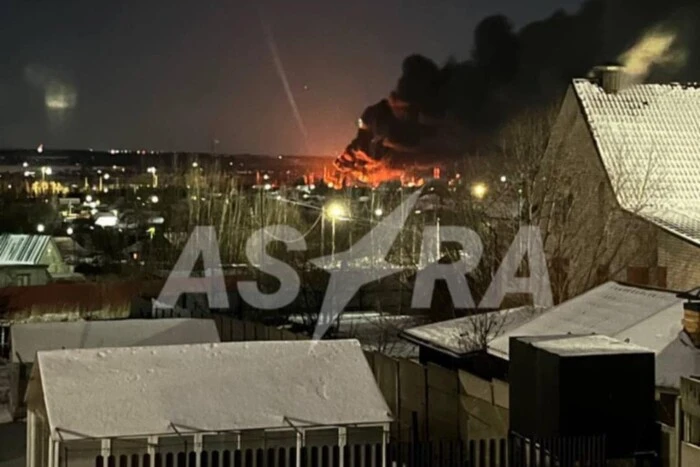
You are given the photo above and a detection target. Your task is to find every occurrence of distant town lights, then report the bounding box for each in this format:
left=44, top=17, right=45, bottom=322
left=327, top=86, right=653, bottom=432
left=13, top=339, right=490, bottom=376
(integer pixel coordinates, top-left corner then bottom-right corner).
left=103, top=173, right=110, bottom=180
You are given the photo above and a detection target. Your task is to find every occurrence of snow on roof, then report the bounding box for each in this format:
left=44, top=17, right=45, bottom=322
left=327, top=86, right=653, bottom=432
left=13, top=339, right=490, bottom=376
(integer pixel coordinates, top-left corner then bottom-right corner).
left=486, top=281, right=700, bottom=389
left=0, top=234, right=52, bottom=266
left=573, top=79, right=700, bottom=245
left=401, top=306, right=547, bottom=357
left=10, top=319, right=221, bottom=363
left=525, top=334, right=652, bottom=357
left=34, top=339, right=391, bottom=440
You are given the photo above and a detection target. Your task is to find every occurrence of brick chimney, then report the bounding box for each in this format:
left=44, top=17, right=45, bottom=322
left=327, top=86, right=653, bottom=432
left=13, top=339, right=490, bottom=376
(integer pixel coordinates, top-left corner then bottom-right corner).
left=678, top=291, right=700, bottom=347
left=590, top=64, right=626, bottom=94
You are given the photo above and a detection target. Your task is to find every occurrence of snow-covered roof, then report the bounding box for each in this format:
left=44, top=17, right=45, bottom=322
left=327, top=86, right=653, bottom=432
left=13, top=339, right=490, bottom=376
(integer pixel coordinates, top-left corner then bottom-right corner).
left=0, top=234, right=52, bottom=266
left=573, top=79, right=700, bottom=245
left=523, top=334, right=652, bottom=357
left=10, top=318, right=221, bottom=363
left=401, top=306, right=547, bottom=357
left=32, top=339, right=391, bottom=440
left=486, top=281, right=700, bottom=389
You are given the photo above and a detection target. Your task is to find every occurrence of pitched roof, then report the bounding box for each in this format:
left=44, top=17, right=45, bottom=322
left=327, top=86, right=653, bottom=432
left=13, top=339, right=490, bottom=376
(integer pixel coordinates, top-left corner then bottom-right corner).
left=10, top=318, right=221, bottom=363
left=32, top=339, right=391, bottom=440
left=0, top=235, right=52, bottom=266
left=573, top=79, right=700, bottom=245
left=486, top=281, right=700, bottom=389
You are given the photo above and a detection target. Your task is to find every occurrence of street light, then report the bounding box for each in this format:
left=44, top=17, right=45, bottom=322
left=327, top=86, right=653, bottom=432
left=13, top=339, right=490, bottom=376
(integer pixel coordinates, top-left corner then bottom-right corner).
left=40, top=166, right=52, bottom=181
left=324, top=201, right=348, bottom=264
left=150, top=195, right=159, bottom=204
left=471, top=182, right=488, bottom=200
left=374, top=208, right=384, bottom=217
left=66, top=227, right=74, bottom=235
left=36, top=224, right=45, bottom=233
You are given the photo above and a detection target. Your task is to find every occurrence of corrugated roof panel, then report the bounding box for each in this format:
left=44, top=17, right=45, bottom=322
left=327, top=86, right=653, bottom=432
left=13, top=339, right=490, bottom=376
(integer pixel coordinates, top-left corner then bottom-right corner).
left=0, top=234, right=51, bottom=266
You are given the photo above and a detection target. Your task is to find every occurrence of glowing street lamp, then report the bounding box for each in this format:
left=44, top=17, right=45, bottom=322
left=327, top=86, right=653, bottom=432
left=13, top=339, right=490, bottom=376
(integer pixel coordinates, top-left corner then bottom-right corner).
left=471, top=182, right=488, bottom=200
left=324, top=201, right=348, bottom=264
left=66, top=227, right=74, bottom=235
left=36, top=224, right=45, bottom=233
left=40, top=166, right=52, bottom=181
left=374, top=208, right=384, bottom=217
left=150, top=195, right=159, bottom=204
left=147, top=167, right=158, bottom=188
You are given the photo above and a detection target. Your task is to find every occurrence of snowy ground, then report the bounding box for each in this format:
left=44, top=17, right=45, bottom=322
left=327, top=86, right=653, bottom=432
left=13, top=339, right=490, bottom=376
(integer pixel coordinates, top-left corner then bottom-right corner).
left=0, top=421, right=25, bottom=467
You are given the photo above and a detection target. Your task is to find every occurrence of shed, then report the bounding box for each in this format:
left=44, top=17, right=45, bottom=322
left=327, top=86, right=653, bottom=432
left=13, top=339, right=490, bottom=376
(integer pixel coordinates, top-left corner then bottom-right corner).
left=25, top=339, right=392, bottom=467
left=8, top=318, right=220, bottom=420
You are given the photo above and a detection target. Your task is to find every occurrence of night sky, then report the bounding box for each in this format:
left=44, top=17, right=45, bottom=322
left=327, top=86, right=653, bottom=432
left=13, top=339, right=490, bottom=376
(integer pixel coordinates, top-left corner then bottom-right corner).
left=0, top=0, right=585, bottom=155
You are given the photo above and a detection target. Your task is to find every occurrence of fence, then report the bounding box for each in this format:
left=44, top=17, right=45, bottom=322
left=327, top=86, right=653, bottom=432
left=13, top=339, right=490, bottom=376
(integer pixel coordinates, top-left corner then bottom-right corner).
left=92, top=441, right=462, bottom=467
left=92, top=436, right=607, bottom=467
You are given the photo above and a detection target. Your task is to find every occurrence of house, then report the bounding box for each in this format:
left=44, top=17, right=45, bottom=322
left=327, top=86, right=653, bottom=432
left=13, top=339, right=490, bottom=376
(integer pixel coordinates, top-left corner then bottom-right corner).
left=25, top=339, right=392, bottom=467
left=401, top=281, right=700, bottom=441
left=539, top=66, right=700, bottom=297
left=6, top=318, right=220, bottom=420
left=404, top=281, right=700, bottom=393
left=679, top=376, right=700, bottom=467
left=0, top=235, right=72, bottom=287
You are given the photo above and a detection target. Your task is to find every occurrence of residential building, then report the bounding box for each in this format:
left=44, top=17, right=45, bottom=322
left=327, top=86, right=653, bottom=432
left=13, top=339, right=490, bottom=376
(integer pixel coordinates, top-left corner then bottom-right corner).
left=25, top=339, right=392, bottom=467
left=539, top=68, right=700, bottom=298
left=0, top=235, right=72, bottom=287
left=679, top=376, right=700, bottom=467
left=401, top=281, right=700, bottom=441
left=7, top=318, right=221, bottom=419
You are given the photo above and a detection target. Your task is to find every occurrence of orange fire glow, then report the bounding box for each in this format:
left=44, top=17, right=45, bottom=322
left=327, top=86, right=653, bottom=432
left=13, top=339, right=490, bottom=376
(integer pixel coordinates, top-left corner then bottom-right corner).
left=326, top=149, right=436, bottom=188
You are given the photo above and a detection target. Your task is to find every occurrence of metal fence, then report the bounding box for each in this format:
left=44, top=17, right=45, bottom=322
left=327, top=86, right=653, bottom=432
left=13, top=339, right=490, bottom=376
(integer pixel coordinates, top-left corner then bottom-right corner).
left=92, top=436, right=608, bottom=467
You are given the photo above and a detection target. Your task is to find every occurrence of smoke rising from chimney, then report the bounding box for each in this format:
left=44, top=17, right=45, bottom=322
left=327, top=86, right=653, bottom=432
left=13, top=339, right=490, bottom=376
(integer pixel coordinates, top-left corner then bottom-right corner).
left=619, top=27, right=686, bottom=81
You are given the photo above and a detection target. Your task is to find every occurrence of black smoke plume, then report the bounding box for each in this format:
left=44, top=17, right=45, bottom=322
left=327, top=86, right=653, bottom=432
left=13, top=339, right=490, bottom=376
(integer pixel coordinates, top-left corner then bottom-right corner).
left=359, top=0, right=700, bottom=158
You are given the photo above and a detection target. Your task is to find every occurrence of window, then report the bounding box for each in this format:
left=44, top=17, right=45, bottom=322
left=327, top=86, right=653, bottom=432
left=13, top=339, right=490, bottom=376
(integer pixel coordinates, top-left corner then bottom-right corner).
left=14, top=274, right=30, bottom=286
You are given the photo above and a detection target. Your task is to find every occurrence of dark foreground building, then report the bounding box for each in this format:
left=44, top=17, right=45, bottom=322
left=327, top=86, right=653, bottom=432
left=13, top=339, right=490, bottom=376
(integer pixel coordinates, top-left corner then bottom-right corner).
left=509, top=334, right=658, bottom=463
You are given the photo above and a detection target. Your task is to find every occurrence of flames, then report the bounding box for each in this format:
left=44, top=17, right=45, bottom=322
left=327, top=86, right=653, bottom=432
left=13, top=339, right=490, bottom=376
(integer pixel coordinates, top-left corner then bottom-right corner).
left=325, top=149, right=432, bottom=188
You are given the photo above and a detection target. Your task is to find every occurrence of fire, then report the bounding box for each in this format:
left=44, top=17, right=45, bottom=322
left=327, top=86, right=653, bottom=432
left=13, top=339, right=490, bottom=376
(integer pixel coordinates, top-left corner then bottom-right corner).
left=325, top=149, right=432, bottom=188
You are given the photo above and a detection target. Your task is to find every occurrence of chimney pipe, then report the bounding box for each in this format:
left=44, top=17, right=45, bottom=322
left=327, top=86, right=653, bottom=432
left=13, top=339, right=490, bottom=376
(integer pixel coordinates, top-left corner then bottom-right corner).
left=591, top=64, right=625, bottom=94
left=677, top=291, right=700, bottom=347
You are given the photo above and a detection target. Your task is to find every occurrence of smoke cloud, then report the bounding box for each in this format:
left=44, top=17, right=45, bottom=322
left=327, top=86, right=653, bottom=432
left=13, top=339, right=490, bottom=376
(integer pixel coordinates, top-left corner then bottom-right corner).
left=351, top=0, right=700, bottom=160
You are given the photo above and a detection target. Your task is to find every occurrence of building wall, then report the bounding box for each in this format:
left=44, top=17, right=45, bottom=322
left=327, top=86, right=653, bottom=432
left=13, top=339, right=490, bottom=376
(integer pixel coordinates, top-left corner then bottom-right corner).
left=40, top=240, right=71, bottom=275
left=657, top=230, right=700, bottom=292
left=539, top=87, right=658, bottom=302
left=681, top=442, right=700, bottom=467
left=0, top=266, right=50, bottom=288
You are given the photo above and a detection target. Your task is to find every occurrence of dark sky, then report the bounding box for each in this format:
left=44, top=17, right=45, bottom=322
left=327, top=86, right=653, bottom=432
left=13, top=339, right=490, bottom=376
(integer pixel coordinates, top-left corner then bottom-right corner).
left=0, top=0, right=584, bottom=155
